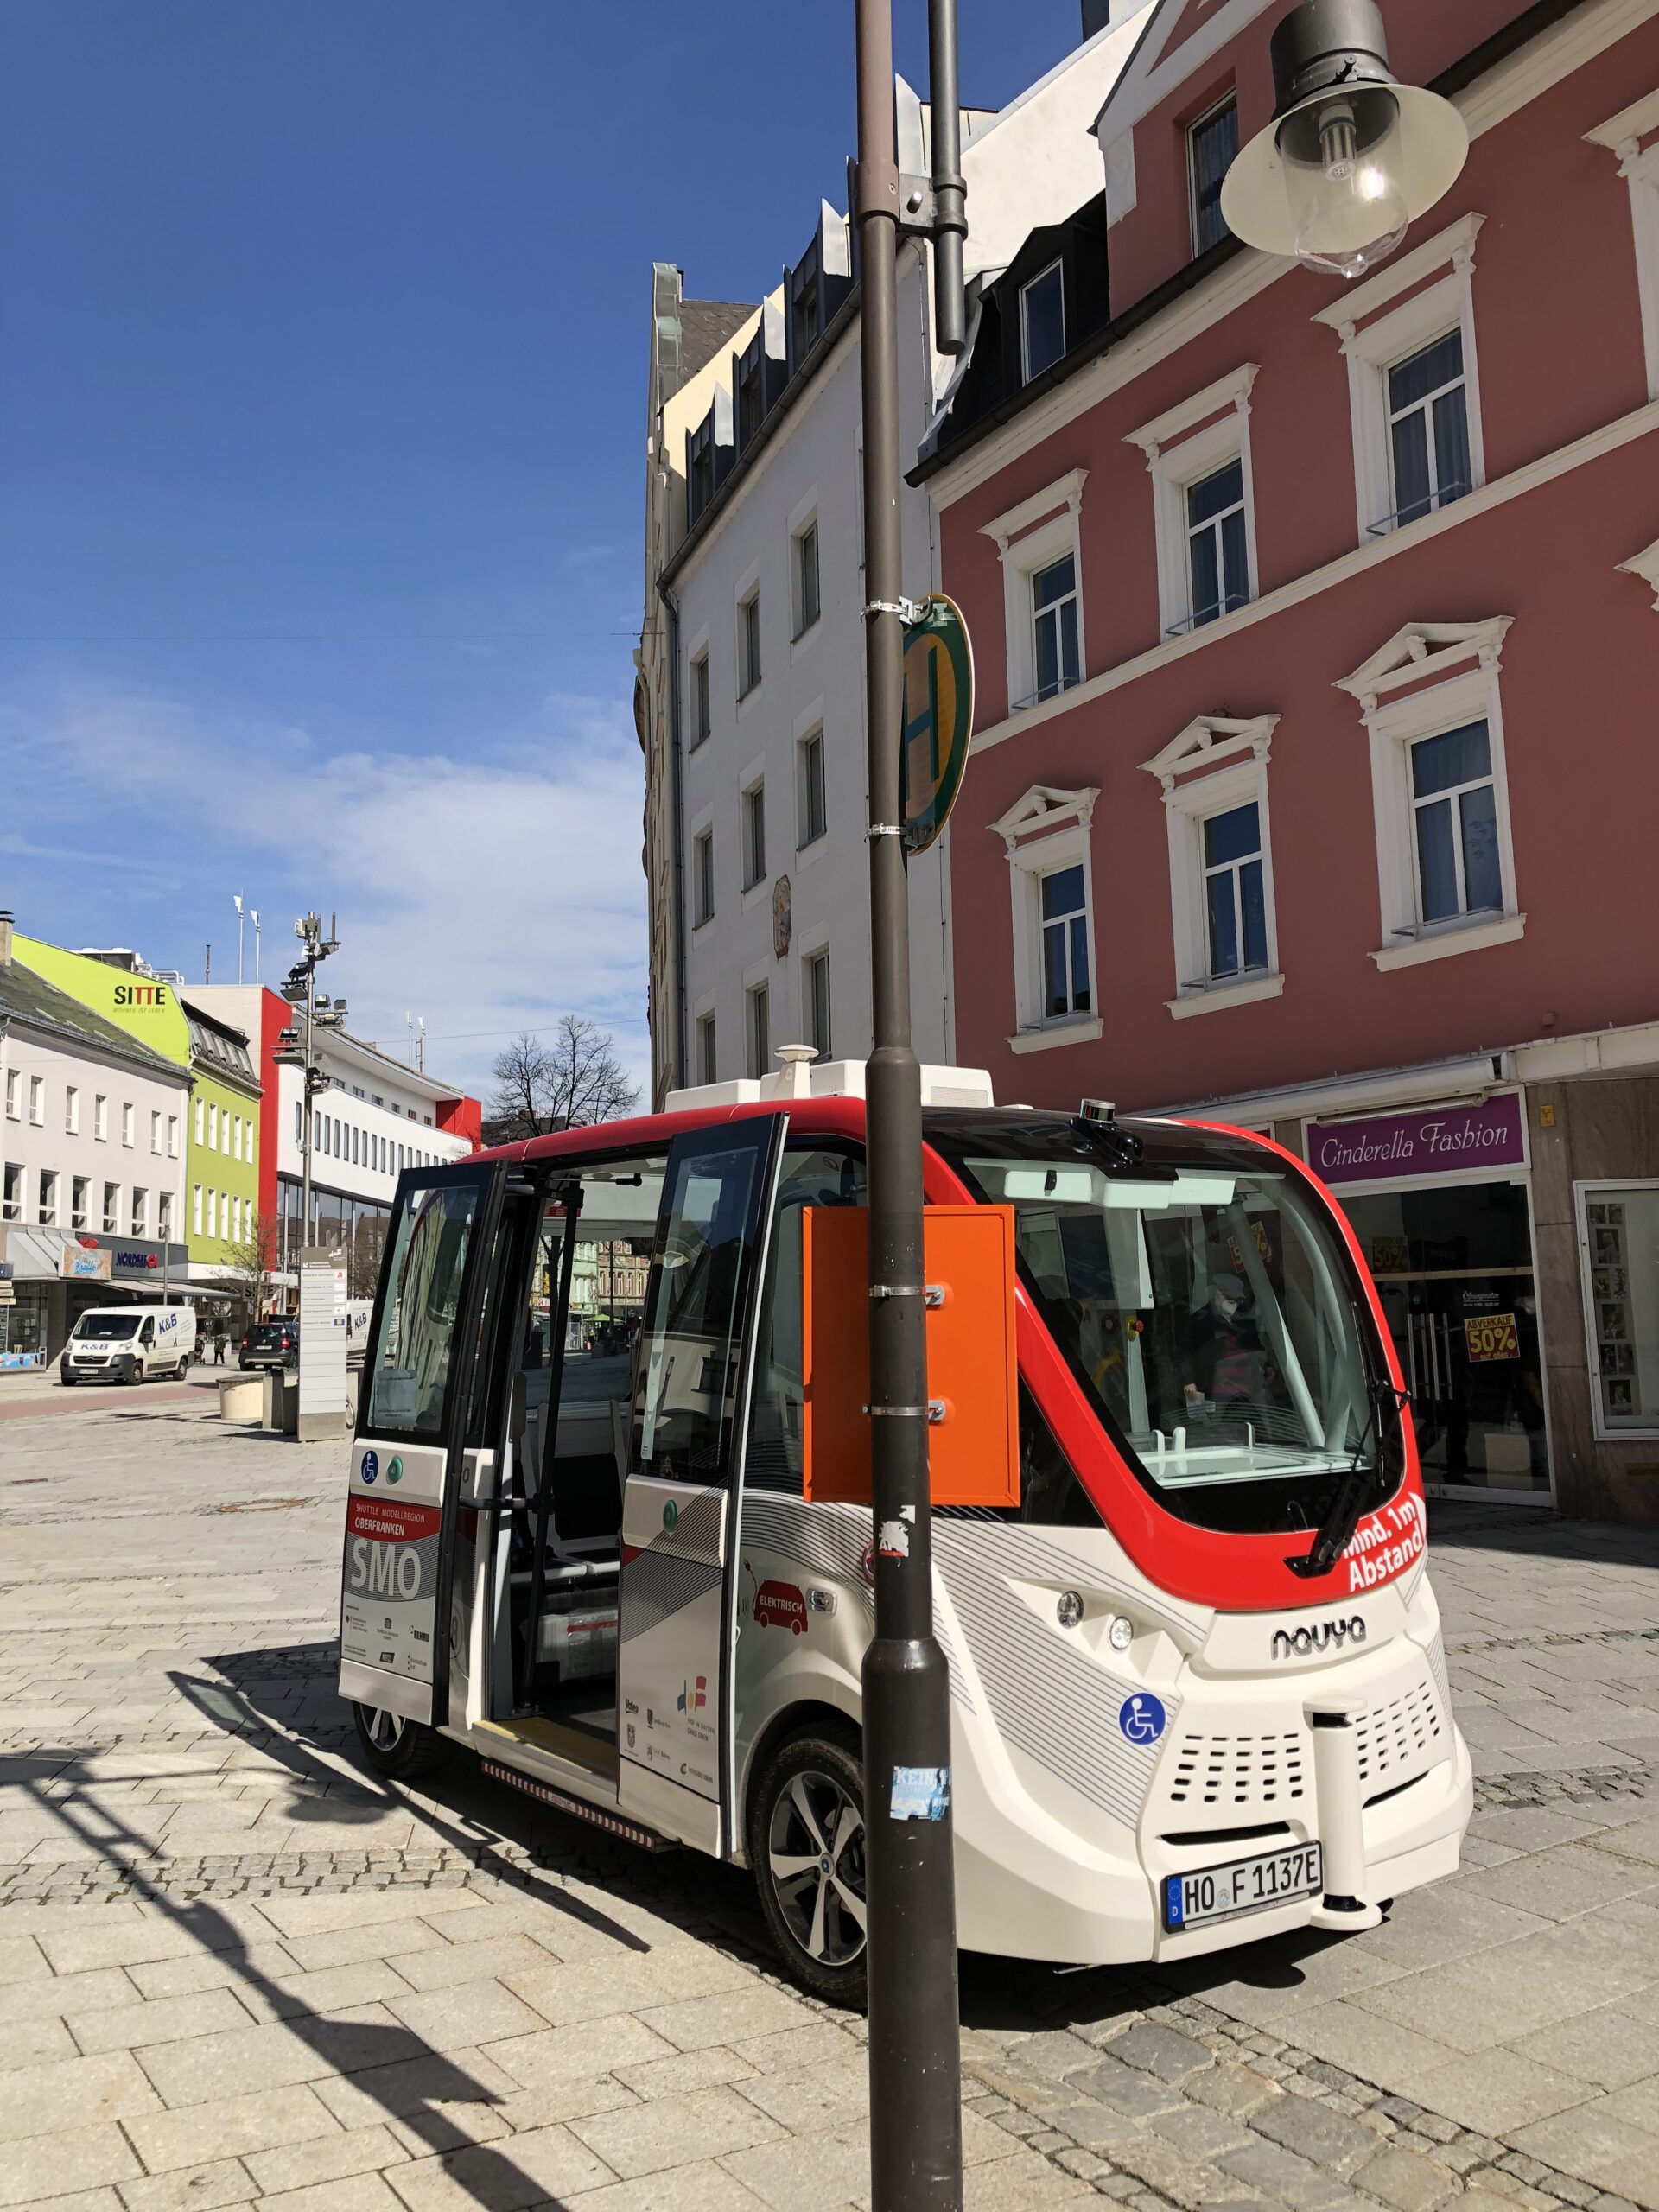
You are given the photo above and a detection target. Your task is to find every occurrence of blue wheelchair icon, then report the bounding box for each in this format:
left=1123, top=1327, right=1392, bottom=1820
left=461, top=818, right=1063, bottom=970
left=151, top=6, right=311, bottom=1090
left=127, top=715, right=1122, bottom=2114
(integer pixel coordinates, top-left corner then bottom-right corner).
left=1118, top=1692, right=1166, bottom=1745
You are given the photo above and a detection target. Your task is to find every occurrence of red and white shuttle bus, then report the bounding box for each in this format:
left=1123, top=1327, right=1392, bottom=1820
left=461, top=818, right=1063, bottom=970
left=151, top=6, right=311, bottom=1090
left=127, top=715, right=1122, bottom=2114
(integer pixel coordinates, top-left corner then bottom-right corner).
left=339, top=1061, right=1470, bottom=2004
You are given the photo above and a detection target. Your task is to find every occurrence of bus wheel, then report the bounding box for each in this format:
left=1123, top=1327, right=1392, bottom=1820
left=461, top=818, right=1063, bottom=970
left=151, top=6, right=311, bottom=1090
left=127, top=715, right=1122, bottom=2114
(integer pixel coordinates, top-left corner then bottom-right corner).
left=749, top=1726, right=868, bottom=2009
left=351, top=1702, right=451, bottom=1783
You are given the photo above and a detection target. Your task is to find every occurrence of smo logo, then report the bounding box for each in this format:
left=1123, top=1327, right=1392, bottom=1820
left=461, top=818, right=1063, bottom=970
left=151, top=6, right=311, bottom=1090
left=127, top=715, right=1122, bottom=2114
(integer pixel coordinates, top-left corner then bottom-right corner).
left=1271, top=1616, right=1368, bottom=1661
left=346, top=1538, right=423, bottom=1602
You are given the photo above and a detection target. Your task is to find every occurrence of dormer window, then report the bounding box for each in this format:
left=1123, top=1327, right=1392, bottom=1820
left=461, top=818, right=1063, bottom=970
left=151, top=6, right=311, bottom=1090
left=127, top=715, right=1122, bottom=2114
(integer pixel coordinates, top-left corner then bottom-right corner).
left=1189, top=95, right=1239, bottom=256
left=786, top=204, right=853, bottom=377
left=792, top=273, right=822, bottom=365
left=736, top=347, right=764, bottom=450
left=1020, top=262, right=1065, bottom=383
left=688, top=417, right=715, bottom=525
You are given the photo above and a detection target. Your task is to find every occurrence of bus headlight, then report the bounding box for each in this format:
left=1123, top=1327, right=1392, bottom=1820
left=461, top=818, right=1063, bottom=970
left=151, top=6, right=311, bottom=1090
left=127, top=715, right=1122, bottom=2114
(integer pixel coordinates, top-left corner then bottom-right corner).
left=1107, top=1615, right=1135, bottom=1653
left=1056, top=1591, right=1084, bottom=1630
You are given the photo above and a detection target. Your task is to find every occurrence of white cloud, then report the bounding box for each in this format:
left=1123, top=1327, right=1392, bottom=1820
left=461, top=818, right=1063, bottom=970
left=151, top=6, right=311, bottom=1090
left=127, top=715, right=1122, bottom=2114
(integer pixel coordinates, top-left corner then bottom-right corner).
left=0, top=678, right=649, bottom=1102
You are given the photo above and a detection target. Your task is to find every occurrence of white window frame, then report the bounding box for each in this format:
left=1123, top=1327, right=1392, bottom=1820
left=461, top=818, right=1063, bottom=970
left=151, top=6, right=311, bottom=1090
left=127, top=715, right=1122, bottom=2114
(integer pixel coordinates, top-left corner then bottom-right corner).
left=193, top=1184, right=204, bottom=1236
left=103, top=1181, right=120, bottom=1234
left=1188, top=92, right=1238, bottom=258
left=131, top=1187, right=147, bottom=1238
left=691, top=820, right=715, bottom=930
left=1020, top=258, right=1065, bottom=385
left=695, top=1006, right=717, bottom=1086
left=1585, top=91, right=1659, bottom=403
left=3, top=1068, right=17, bottom=1121
left=789, top=489, right=822, bottom=644
left=1140, top=715, right=1284, bottom=1019
left=95, top=1094, right=108, bottom=1142
left=1575, top=1178, right=1659, bottom=1442
left=71, top=1175, right=90, bottom=1231
left=193, top=1096, right=204, bottom=1144
left=151, top=1109, right=162, bottom=1154
left=796, top=715, right=829, bottom=854
left=980, top=470, right=1088, bottom=716
left=65, top=1084, right=79, bottom=1135
left=989, top=784, right=1104, bottom=1052
left=687, top=631, right=712, bottom=751
left=122, top=1103, right=135, bottom=1148
left=38, top=1167, right=59, bottom=1226
left=157, top=1190, right=173, bottom=1242
left=1126, top=365, right=1259, bottom=639
left=803, top=944, right=833, bottom=1061
left=1, top=1162, right=21, bottom=1221
left=168, top=1115, right=180, bottom=1159
left=28, top=1075, right=43, bottom=1127
left=1313, top=213, right=1486, bottom=548
left=1337, top=618, right=1523, bottom=970
left=735, top=561, right=763, bottom=702
left=746, top=978, right=771, bottom=1082
left=741, top=770, right=767, bottom=894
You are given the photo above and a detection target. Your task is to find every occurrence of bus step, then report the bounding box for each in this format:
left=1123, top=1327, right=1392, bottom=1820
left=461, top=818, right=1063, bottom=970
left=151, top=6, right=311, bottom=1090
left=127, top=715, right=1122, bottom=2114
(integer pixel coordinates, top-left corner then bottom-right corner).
left=479, top=1758, right=677, bottom=1853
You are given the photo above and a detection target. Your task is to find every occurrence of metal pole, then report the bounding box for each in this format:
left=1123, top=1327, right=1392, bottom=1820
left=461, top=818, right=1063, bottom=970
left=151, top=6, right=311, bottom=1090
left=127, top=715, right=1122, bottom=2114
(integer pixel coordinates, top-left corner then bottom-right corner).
left=300, top=945, right=315, bottom=1258
left=928, top=0, right=966, bottom=356
left=855, top=3, right=963, bottom=2206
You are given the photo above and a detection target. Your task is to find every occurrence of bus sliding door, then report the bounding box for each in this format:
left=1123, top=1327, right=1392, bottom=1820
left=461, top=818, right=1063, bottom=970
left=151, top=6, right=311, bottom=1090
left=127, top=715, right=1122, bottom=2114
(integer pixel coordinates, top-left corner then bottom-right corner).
left=340, top=1160, right=505, bottom=1732
left=617, top=1120, right=784, bottom=1853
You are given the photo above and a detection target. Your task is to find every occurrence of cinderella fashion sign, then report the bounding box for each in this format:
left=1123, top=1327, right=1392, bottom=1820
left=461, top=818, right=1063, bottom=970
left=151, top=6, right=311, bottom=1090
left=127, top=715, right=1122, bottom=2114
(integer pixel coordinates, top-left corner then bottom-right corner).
left=1306, top=1094, right=1525, bottom=1187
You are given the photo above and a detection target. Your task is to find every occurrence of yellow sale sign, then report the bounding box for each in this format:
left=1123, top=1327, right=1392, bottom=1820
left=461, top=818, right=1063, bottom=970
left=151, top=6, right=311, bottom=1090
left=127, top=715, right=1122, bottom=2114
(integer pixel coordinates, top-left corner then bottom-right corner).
left=1465, top=1313, right=1519, bottom=1363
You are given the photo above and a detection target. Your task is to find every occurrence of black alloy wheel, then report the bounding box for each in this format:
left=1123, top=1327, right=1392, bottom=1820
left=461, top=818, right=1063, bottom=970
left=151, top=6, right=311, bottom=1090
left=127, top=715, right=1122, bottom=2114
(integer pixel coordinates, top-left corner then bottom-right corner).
left=749, top=1725, right=868, bottom=2008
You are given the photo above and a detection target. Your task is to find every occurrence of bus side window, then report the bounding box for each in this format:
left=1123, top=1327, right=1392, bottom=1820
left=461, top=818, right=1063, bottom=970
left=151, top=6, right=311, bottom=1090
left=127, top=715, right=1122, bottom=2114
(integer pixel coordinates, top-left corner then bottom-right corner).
left=746, top=1146, right=864, bottom=1498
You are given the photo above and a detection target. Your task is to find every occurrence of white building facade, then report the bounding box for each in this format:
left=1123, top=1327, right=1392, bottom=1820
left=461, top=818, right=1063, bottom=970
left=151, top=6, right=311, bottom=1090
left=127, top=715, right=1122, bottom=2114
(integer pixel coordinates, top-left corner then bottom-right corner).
left=640, top=7, right=1151, bottom=1101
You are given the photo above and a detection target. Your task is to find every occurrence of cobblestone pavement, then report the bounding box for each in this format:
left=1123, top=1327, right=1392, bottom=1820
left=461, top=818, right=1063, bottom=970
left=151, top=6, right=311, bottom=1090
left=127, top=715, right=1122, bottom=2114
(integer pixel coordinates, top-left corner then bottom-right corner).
left=3, top=1395, right=1658, bottom=2212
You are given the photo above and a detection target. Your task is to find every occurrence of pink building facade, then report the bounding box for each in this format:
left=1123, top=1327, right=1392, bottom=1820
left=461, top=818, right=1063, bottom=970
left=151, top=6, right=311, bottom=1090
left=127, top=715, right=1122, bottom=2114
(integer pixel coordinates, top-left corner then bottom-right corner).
left=920, top=0, right=1659, bottom=1520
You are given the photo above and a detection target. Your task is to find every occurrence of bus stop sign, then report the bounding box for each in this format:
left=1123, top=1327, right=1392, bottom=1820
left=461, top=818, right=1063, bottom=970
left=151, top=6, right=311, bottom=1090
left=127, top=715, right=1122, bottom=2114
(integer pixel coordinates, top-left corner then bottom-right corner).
left=900, top=593, right=974, bottom=855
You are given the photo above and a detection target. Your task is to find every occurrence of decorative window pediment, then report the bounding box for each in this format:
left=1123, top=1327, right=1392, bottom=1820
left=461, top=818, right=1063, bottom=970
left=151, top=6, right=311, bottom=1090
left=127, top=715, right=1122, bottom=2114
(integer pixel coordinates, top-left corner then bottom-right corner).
left=1617, top=537, right=1659, bottom=611
left=1336, top=618, right=1512, bottom=715
left=1140, top=713, right=1277, bottom=792
left=990, top=783, right=1098, bottom=853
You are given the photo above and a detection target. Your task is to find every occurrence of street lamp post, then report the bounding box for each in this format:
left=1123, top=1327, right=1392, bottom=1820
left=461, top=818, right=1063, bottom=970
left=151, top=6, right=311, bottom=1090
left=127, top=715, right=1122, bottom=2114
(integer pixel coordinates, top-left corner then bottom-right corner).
left=274, top=913, right=345, bottom=1292
left=854, top=3, right=966, bottom=2206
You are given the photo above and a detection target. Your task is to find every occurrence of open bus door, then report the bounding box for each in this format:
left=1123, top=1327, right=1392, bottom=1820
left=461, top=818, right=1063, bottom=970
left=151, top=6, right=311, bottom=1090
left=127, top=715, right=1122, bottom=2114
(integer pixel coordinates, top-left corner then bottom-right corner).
left=340, top=1159, right=508, bottom=1734
left=615, top=1118, right=785, bottom=1853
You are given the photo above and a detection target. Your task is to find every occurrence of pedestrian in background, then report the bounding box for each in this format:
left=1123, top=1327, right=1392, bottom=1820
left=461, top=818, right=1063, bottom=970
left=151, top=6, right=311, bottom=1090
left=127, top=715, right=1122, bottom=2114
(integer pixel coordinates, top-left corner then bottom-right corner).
left=212, top=1320, right=226, bottom=1366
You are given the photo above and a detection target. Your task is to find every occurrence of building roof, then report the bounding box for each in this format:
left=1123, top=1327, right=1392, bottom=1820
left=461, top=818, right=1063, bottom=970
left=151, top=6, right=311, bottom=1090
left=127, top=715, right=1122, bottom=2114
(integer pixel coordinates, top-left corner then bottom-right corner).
left=678, top=299, right=755, bottom=382
left=180, top=995, right=259, bottom=1089
left=0, top=959, right=186, bottom=1084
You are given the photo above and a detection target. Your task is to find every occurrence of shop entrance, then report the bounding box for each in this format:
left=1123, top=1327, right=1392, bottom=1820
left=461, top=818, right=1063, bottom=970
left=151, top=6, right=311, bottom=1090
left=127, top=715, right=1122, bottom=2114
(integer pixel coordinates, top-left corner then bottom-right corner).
left=1341, top=1179, right=1549, bottom=1498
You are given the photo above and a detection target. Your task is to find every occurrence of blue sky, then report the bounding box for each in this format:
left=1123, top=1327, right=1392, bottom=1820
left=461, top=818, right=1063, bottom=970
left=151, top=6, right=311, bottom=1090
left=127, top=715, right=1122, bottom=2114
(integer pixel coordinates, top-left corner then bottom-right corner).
left=0, top=0, right=1089, bottom=1099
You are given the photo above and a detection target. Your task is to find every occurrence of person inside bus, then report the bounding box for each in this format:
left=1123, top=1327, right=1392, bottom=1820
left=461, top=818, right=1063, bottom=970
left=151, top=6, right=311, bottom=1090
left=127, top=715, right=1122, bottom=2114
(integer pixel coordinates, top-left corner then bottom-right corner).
left=1181, top=1271, right=1263, bottom=1412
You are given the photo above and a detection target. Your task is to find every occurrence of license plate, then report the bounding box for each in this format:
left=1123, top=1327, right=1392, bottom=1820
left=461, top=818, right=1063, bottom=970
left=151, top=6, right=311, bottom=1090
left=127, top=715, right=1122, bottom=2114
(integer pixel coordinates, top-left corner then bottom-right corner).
left=1162, top=1841, right=1322, bottom=1932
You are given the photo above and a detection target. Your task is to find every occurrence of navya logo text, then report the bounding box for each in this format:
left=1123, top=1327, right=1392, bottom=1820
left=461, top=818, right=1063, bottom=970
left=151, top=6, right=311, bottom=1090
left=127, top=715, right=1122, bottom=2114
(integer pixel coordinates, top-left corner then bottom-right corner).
left=1271, top=1616, right=1367, bottom=1661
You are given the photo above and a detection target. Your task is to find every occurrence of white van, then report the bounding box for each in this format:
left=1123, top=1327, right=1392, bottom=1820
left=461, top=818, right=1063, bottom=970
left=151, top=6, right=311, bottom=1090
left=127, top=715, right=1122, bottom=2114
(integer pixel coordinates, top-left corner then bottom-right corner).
left=61, top=1304, right=197, bottom=1386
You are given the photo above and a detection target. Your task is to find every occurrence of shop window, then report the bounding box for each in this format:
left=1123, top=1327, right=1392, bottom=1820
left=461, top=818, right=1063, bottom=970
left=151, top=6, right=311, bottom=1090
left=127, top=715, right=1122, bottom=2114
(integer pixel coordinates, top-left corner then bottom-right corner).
left=1579, top=1184, right=1659, bottom=1438
left=1312, top=213, right=1485, bottom=548
left=104, top=1182, right=120, bottom=1234
left=1, top=1163, right=19, bottom=1221
left=71, top=1176, right=90, bottom=1230
left=1338, top=618, right=1522, bottom=969
left=1189, top=94, right=1238, bottom=256
left=991, top=783, right=1104, bottom=1051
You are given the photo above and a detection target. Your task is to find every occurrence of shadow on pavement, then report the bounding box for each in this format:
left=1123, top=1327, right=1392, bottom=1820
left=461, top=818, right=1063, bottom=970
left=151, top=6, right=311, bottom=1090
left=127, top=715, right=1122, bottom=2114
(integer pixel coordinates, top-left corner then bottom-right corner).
left=1425, top=1497, right=1659, bottom=1570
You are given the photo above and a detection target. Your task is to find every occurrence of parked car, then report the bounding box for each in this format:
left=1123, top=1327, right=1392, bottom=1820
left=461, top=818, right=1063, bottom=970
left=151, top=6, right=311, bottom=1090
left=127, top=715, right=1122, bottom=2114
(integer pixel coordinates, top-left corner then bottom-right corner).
left=240, top=1320, right=299, bottom=1371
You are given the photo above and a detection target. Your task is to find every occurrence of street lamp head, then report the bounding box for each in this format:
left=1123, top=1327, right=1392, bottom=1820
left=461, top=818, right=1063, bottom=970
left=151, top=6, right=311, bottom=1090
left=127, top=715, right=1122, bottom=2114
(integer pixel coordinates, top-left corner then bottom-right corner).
left=1220, top=0, right=1467, bottom=280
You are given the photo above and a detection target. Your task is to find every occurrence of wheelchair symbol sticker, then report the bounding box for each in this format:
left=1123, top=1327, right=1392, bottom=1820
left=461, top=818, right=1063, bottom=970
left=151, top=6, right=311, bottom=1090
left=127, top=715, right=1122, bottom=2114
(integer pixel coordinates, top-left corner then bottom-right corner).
left=1119, top=1693, right=1166, bottom=1745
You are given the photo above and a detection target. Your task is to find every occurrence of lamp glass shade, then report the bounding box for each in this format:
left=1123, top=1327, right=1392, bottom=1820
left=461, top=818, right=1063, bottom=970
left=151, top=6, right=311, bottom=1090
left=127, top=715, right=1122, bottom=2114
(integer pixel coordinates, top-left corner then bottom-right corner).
left=1220, top=77, right=1468, bottom=276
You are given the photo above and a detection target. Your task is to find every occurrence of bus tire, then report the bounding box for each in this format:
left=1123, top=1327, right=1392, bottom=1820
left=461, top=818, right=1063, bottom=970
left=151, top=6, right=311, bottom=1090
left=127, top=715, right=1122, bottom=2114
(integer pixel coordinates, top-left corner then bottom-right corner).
left=351, top=1702, right=452, bottom=1783
left=748, top=1722, right=868, bottom=2010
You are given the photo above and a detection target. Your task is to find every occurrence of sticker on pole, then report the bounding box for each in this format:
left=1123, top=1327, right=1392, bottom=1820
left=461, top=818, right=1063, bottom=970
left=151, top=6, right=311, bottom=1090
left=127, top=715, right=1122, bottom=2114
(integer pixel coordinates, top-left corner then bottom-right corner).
left=890, top=1765, right=951, bottom=1821
left=900, top=594, right=974, bottom=855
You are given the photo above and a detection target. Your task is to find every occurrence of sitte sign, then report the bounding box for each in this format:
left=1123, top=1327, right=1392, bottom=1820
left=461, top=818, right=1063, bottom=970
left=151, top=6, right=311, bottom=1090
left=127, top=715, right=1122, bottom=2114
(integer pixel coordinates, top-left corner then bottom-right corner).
left=1306, top=1093, right=1525, bottom=1186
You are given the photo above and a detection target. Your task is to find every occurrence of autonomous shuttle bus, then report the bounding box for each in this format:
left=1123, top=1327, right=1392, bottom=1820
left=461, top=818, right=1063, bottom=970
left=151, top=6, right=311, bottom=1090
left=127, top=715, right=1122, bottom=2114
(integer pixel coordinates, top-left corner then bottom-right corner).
left=338, top=1064, right=1470, bottom=2003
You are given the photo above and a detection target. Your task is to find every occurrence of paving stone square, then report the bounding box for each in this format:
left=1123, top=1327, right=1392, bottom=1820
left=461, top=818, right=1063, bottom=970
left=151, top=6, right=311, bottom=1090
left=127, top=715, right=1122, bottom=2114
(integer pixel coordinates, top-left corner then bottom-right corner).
left=3, top=1390, right=1659, bottom=2212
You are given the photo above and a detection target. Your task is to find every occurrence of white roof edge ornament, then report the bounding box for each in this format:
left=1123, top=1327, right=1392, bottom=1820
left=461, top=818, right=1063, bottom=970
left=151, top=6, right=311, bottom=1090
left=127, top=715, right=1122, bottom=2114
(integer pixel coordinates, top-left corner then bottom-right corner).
left=665, top=1060, right=995, bottom=1114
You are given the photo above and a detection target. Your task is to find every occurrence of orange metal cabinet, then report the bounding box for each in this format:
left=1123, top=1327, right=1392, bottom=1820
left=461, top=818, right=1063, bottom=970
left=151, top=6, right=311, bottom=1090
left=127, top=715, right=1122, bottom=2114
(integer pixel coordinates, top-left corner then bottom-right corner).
left=800, top=1205, right=1020, bottom=1509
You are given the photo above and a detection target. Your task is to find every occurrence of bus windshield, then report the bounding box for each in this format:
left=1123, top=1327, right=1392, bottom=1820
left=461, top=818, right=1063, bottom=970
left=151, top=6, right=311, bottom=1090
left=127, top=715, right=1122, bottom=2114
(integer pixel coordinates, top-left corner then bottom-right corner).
left=931, top=1116, right=1399, bottom=1532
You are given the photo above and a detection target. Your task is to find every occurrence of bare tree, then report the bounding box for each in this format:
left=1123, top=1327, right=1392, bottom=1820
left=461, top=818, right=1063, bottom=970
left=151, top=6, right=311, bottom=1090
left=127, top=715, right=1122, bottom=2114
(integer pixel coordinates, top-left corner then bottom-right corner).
left=223, top=1208, right=282, bottom=1327
left=487, top=1019, right=638, bottom=1140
